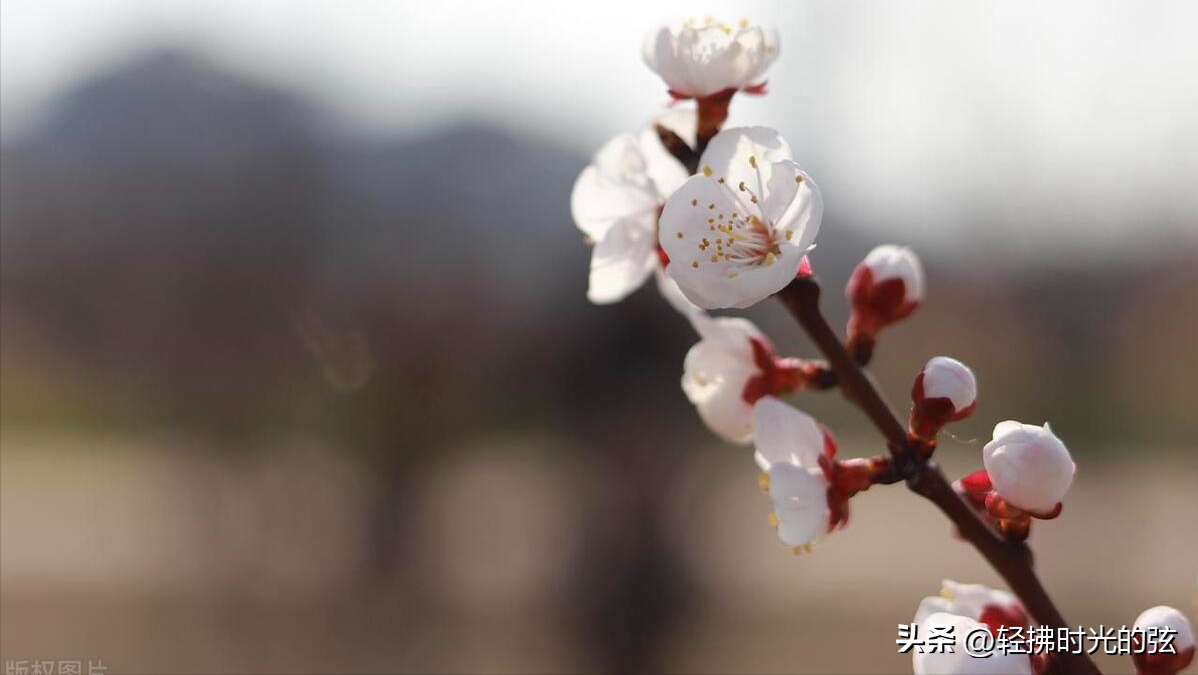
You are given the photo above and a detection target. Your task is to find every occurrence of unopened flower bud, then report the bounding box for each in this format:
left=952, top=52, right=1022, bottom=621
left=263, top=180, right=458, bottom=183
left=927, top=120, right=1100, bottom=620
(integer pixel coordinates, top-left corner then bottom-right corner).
left=910, top=356, right=978, bottom=439
left=983, top=421, right=1075, bottom=515
left=1132, top=606, right=1194, bottom=675
left=845, top=245, right=924, bottom=361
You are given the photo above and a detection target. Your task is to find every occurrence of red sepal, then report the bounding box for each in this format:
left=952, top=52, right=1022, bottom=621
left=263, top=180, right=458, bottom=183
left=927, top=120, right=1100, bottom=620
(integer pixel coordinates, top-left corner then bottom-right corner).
left=656, top=243, right=671, bottom=268
left=742, top=81, right=769, bottom=95
left=741, top=339, right=810, bottom=404
left=845, top=266, right=920, bottom=344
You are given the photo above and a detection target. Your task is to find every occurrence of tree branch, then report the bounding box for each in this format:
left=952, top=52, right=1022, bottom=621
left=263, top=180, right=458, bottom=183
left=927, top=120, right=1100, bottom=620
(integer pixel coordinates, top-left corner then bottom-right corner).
left=775, top=276, right=1101, bottom=675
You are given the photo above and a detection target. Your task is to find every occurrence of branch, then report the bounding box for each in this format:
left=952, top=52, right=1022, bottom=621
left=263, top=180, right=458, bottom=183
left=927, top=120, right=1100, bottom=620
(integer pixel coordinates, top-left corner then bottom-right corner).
left=653, top=124, right=699, bottom=175
left=775, top=276, right=1101, bottom=675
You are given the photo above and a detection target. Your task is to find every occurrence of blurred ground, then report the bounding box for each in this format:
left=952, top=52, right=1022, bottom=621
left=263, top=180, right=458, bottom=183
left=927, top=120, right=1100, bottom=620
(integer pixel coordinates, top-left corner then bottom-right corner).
left=2, top=435, right=1194, bottom=673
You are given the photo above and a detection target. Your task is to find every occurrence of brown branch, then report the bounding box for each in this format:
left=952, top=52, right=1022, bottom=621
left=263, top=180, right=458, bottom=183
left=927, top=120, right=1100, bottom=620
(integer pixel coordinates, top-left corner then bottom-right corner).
left=776, top=276, right=1101, bottom=675
left=653, top=123, right=699, bottom=175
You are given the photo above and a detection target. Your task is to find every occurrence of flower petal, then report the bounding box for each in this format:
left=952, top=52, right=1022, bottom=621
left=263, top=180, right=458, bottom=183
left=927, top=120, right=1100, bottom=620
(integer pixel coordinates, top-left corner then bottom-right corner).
left=698, top=127, right=793, bottom=204
left=912, top=613, right=1032, bottom=675
left=983, top=422, right=1074, bottom=513
left=587, top=215, right=657, bottom=304
left=571, top=134, right=659, bottom=241
left=681, top=339, right=756, bottom=444
left=752, top=396, right=825, bottom=471
left=921, top=356, right=978, bottom=411
left=763, top=160, right=823, bottom=257
left=660, top=171, right=806, bottom=309
left=769, top=464, right=829, bottom=547
left=654, top=266, right=701, bottom=317
left=687, top=314, right=763, bottom=362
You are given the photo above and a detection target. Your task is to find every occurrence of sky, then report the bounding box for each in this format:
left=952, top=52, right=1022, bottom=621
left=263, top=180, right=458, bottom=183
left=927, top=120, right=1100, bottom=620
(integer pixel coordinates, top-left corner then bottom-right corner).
left=3, top=0, right=1196, bottom=256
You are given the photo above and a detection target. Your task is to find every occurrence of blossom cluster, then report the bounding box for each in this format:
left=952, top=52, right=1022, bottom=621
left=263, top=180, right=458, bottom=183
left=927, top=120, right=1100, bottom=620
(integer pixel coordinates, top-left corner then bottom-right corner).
left=569, top=15, right=1193, bottom=675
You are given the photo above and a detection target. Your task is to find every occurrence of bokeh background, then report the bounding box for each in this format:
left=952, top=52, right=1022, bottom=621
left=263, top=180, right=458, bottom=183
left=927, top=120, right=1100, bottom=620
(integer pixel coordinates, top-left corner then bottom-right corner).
left=2, top=1, right=1196, bottom=673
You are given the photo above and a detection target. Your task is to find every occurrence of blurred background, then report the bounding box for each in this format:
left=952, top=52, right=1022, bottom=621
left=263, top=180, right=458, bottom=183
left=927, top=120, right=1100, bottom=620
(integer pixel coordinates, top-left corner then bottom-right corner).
left=2, top=1, right=1196, bottom=673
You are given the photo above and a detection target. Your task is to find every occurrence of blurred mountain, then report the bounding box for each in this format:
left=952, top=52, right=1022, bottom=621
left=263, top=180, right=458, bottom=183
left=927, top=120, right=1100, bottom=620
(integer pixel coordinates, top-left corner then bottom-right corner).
left=1, top=49, right=1195, bottom=447
left=0, top=49, right=691, bottom=441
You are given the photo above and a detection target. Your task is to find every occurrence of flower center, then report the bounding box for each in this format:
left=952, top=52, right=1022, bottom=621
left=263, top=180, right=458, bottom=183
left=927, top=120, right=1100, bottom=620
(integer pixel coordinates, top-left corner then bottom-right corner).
left=688, top=188, right=781, bottom=277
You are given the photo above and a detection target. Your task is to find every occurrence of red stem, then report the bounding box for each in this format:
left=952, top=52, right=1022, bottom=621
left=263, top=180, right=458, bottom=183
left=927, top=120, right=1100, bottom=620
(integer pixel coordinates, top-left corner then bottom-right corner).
left=775, top=277, right=1101, bottom=675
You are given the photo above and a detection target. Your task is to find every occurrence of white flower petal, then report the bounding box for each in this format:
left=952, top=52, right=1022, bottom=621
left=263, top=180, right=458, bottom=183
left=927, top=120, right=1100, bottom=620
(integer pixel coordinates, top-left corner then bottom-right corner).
left=762, top=160, right=820, bottom=242
left=698, top=126, right=793, bottom=201
left=921, top=356, right=978, bottom=411
left=642, top=19, right=780, bottom=97
left=983, top=422, right=1075, bottom=513
left=992, top=420, right=1027, bottom=441
left=587, top=215, right=658, bottom=304
left=681, top=338, right=756, bottom=444
left=660, top=183, right=804, bottom=308
left=688, top=315, right=762, bottom=361
left=654, top=267, right=701, bottom=316
left=913, top=581, right=1022, bottom=633
left=660, top=128, right=820, bottom=310
left=862, top=245, right=925, bottom=303
left=571, top=134, right=660, bottom=241
left=942, top=580, right=1018, bottom=620
left=752, top=396, right=825, bottom=471
left=769, top=464, right=829, bottom=547
left=1134, top=606, right=1194, bottom=651
left=912, top=596, right=957, bottom=627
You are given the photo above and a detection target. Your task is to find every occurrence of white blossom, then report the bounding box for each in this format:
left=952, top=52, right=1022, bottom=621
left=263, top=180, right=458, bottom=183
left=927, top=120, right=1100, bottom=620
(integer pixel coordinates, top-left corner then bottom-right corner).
left=983, top=421, right=1075, bottom=514
left=659, top=127, right=822, bottom=309
left=642, top=17, right=779, bottom=98
left=912, top=612, right=1032, bottom=675
left=571, top=111, right=696, bottom=307
left=753, top=397, right=832, bottom=550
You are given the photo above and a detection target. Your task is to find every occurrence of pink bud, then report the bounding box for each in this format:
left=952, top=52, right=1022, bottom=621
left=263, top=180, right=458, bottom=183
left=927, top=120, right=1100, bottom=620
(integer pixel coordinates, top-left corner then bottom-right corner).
left=845, top=245, right=924, bottom=359
left=910, top=356, right=978, bottom=439
left=1132, top=606, right=1194, bottom=675
left=983, top=421, right=1075, bottom=515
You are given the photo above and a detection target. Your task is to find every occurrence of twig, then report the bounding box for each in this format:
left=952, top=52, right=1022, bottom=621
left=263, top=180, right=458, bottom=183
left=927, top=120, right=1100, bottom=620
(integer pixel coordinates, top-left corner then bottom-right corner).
left=775, top=276, right=1102, bottom=675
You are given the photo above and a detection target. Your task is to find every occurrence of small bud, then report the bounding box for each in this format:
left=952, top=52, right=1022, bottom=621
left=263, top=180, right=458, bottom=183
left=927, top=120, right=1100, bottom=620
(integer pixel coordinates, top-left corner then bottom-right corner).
left=845, top=245, right=925, bottom=360
left=1132, top=606, right=1194, bottom=675
left=910, top=356, right=978, bottom=439
left=983, top=421, right=1075, bottom=515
